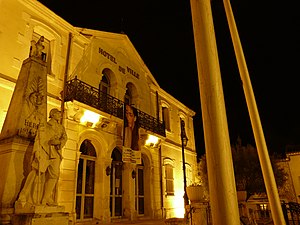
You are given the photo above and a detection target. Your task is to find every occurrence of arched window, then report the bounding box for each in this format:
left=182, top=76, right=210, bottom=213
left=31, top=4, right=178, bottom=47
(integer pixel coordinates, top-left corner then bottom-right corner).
left=99, top=70, right=111, bottom=111
left=99, top=70, right=110, bottom=94
left=76, top=140, right=97, bottom=220
left=124, top=88, right=131, bottom=105
left=124, top=82, right=138, bottom=106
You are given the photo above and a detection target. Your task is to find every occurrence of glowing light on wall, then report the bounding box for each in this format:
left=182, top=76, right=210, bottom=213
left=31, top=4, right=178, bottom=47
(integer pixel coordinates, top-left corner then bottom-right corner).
left=168, top=194, right=185, bottom=218
left=145, top=134, right=159, bottom=146
left=164, top=170, right=186, bottom=218
left=80, top=110, right=100, bottom=127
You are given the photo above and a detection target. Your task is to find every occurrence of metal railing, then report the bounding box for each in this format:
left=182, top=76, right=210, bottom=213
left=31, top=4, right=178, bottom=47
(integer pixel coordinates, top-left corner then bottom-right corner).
left=64, top=77, right=166, bottom=137
left=282, top=202, right=300, bottom=225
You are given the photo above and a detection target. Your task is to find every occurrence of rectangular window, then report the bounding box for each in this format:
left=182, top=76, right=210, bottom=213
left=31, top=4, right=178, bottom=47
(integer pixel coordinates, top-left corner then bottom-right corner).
left=162, top=107, right=170, bottom=131
left=186, top=166, right=192, bottom=187
left=257, top=204, right=270, bottom=219
left=165, top=164, right=174, bottom=195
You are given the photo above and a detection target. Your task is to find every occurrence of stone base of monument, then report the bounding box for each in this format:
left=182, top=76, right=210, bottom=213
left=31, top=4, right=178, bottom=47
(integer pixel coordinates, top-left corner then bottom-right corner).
left=189, top=202, right=209, bottom=225
left=13, top=201, right=69, bottom=225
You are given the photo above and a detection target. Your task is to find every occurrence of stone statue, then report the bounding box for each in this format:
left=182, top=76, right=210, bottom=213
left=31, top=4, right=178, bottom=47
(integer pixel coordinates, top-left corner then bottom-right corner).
left=30, top=36, right=45, bottom=59
left=16, top=108, right=67, bottom=207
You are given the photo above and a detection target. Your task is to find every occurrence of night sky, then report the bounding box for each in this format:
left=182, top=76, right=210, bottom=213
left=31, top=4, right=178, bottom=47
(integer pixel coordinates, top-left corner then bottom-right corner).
left=38, top=0, right=300, bottom=158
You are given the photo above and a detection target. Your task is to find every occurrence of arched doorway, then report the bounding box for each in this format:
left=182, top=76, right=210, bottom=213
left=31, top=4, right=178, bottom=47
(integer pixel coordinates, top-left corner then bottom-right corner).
left=110, top=148, right=123, bottom=218
left=76, top=139, right=97, bottom=221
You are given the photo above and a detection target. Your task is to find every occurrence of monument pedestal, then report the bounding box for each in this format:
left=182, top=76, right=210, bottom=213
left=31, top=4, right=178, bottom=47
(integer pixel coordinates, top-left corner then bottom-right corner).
left=189, top=202, right=209, bottom=225
left=13, top=204, right=69, bottom=225
left=0, top=136, right=33, bottom=224
left=0, top=137, right=33, bottom=207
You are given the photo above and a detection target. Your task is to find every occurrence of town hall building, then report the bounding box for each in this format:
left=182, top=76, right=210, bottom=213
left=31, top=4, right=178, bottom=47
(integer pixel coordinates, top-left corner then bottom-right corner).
left=0, top=0, right=199, bottom=224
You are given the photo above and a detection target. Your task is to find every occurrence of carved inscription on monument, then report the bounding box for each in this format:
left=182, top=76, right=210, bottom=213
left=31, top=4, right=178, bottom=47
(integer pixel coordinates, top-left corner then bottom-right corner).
left=18, top=74, right=46, bottom=139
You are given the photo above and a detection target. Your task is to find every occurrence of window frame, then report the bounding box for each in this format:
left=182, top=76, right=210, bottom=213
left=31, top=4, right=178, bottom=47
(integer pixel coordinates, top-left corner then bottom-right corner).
left=162, top=106, right=171, bottom=132
left=163, top=158, right=175, bottom=196
left=76, top=140, right=97, bottom=221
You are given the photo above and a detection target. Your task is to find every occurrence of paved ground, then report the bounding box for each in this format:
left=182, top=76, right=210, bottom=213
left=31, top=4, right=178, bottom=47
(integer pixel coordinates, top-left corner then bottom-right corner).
left=77, top=219, right=166, bottom=225
left=108, top=218, right=188, bottom=225
left=109, top=219, right=165, bottom=225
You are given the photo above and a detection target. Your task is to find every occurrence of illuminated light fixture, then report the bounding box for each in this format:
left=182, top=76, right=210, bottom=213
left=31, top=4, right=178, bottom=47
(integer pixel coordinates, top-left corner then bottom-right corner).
left=145, top=134, right=159, bottom=146
left=260, top=203, right=268, bottom=210
left=80, top=110, right=101, bottom=128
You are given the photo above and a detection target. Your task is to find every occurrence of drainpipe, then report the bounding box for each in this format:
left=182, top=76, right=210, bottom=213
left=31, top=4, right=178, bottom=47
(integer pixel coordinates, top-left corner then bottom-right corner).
left=159, top=145, right=164, bottom=218
left=61, top=32, right=73, bottom=121
left=156, top=91, right=160, bottom=120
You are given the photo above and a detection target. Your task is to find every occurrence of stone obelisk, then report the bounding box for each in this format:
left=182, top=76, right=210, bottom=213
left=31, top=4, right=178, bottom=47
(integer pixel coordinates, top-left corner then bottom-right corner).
left=0, top=39, right=47, bottom=140
left=0, top=37, right=47, bottom=223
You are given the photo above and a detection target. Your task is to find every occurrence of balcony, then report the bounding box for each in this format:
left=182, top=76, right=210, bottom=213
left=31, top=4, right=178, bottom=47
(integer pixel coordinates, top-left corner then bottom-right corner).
left=64, top=77, right=166, bottom=137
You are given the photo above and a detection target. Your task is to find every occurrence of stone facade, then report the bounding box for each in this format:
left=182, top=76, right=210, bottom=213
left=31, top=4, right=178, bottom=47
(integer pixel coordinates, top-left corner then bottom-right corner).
left=0, top=0, right=198, bottom=224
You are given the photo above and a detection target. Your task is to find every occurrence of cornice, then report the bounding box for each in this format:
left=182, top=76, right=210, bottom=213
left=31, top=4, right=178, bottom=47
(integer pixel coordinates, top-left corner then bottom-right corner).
left=19, top=0, right=78, bottom=34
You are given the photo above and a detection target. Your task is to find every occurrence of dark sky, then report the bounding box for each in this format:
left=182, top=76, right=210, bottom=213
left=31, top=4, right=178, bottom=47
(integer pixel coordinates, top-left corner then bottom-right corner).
left=38, top=0, right=299, bottom=157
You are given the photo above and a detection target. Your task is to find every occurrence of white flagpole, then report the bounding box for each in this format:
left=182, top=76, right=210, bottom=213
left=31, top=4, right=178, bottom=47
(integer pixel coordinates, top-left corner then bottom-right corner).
left=189, top=0, right=240, bottom=224
left=222, top=0, right=286, bottom=224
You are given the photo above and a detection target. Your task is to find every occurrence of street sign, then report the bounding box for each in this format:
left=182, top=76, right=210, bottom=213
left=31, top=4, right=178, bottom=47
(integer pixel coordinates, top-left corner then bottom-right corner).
left=122, top=146, right=141, bottom=164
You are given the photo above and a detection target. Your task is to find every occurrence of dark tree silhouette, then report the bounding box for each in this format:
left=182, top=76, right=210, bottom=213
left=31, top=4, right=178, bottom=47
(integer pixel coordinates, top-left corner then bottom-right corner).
left=198, top=137, right=287, bottom=197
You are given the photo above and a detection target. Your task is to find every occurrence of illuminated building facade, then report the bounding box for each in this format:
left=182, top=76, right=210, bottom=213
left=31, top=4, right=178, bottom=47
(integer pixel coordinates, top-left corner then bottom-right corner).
left=0, top=0, right=198, bottom=224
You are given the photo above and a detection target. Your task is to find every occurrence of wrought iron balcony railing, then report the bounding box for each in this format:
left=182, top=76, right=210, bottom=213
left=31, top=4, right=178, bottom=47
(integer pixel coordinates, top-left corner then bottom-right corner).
left=64, top=77, right=166, bottom=137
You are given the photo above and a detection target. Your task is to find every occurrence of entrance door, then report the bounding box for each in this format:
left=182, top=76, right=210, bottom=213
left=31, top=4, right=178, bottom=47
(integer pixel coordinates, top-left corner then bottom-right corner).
left=135, top=161, right=144, bottom=215
left=110, top=149, right=123, bottom=218
left=76, top=140, right=96, bottom=221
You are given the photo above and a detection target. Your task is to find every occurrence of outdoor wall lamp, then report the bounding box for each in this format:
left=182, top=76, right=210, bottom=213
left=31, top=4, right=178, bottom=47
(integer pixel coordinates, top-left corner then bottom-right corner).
left=80, top=109, right=101, bottom=128
left=106, top=166, right=111, bottom=176
left=132, top=170, right=136, bottom=179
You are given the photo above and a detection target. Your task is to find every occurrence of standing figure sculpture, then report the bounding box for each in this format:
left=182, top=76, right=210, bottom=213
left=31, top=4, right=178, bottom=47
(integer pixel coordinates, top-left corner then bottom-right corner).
left=17, top=108, right=67, bottom=206
left=30, top=36, right=45, bottom=59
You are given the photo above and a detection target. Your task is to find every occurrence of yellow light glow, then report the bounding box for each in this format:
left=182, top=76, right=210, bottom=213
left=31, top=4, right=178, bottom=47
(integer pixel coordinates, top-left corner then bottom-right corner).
left=260, top=203, right=268, bottom=210
left=167, top=189, right=185, bottom=219
left=174, top=205, right=185, bottom=219
left=80, top=110, right=100, bottom=127
left=163, top=177, right=187, bottom=219
left=145, top=134, right=159, bottom=146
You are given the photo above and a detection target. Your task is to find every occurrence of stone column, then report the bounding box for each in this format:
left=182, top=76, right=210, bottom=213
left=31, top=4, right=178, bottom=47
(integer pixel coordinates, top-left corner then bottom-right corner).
left=122, top=162, right=137, bottom=220
left=102, top=160, right=112, bottom=223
